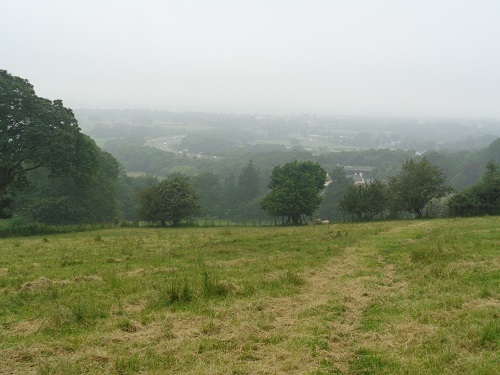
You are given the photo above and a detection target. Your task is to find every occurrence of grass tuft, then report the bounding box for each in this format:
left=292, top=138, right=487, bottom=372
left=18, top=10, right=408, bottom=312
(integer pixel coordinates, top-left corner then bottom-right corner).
left=202, top=270, right=231, bottom=298
left=280, top=270, right=306, bottom=286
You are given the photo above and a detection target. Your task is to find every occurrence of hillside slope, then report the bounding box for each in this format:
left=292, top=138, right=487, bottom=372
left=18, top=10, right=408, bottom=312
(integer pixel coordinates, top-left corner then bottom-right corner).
left=0, top=218, right=498, bottom=374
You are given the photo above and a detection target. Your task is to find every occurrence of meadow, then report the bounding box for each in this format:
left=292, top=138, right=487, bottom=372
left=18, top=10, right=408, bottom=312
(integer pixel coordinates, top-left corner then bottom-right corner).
left=0, top=218, right=498, bottom=374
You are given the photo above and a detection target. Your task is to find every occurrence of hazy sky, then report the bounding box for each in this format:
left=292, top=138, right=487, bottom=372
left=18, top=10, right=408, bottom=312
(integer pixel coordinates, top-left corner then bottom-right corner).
left=2, top=0, right=500, bottom=118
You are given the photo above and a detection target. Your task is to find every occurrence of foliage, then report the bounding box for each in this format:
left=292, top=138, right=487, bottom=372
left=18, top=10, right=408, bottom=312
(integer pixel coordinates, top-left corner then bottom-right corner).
left=319, top=166, right=354, bottom=221
left=261, top=160, right=327, bottom=224
left=235, top=160, right=266, bottom=219
left=136, top=175, right=200, bottom=226
left=236, top=160, right=261, bottom=203
left=387, top=156, right=451, bottom=218
left=116, top=174, right=159, bottom=221
left=222, top=172, right=238, bottom=216
left=0, top=70, right=98, bottom=212
left=18, top=145, right=120, bottom=226
left=191, top=172, right=224, bottom=217
left=340, top=179, right=388, bottom=220
left=190, top=161, right=267, bottom=220
left=448, top=161, right=500, bottom=216
left=482, top=138, right=500, bottom=164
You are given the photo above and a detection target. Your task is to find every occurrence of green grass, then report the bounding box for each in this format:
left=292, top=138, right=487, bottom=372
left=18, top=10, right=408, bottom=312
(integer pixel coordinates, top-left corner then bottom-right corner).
left=0, top=218, right=498, bottom=374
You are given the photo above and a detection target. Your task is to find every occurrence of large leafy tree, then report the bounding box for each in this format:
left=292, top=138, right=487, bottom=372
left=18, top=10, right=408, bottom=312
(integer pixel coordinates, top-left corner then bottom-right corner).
left=261, top=160, right=327, bottom=224
left=388, top=156, right=451, bottom=218
left=0, top=69, right=97, bottom=213
left=19, top=145, right=120, bottom=226
left=137, top=175, right=200, bottom=227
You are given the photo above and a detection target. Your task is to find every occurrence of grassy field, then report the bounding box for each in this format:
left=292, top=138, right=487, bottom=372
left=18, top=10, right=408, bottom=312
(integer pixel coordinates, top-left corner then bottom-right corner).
left=0, top=218, right=498, bottom=374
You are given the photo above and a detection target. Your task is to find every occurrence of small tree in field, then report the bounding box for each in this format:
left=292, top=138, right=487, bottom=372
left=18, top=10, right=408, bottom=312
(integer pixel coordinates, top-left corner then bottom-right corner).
left=261, top=160, right=327, bottom=224
left=137, top=176, right=200, bottom=227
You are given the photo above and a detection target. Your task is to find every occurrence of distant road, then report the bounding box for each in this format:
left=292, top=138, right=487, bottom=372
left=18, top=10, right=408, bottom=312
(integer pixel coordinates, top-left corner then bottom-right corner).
left=146, top=136, right=185, bottom=153
left=146, top=136, right=218, bottom=160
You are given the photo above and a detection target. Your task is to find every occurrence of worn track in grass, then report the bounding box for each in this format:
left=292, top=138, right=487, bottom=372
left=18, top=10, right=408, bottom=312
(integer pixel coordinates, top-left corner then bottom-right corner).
left=154, top=222, right=424, bottom=374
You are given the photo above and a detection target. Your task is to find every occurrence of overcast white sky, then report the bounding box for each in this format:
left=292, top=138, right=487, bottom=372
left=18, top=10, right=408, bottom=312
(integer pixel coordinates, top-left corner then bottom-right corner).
left=2, top=0, right=500, bottom=118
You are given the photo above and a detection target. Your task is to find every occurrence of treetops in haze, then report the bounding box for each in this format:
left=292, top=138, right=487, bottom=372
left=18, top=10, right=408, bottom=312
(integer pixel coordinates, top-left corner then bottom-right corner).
left=128, top=154, right=500, bottom=225
left=1, top=69, right=499, bottom=227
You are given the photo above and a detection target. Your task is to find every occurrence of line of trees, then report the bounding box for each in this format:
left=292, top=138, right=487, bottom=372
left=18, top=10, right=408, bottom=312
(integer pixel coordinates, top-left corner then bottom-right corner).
left=131, top=156, right=499, bottom=226
left=336, top=157, right=499, bottom=221
left=129, top=160, right=268, bottom=226
left=103, top=132, right=500, bottom=202
left=1, top=70, right=499, bottom=228
left=338, top=157, right=451, bottom=220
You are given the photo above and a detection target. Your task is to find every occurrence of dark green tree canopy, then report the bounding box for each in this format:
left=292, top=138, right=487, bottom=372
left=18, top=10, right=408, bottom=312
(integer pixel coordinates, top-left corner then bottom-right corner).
left=116, top=174, right=159, bottom=222
left=191, top=172, right=224, bottom=217
left=0, top=69, right=97, bottom=210
left=237, top=159, right=261, bottom=203
left=18, top=145, right=120, bottom=226
left=340, top=179, right=388, bottom=220
left=388, top=156, right=451, bottom=218
left=137, top=175, right=200, bottom=227
left=448, top=161, right=500, bottom=216
left=261, top=160, right=327, bottom=224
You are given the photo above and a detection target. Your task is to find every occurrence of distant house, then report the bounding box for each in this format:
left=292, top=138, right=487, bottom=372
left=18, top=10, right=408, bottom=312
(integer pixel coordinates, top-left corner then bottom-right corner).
left=343, top=166, right=374, bottom=186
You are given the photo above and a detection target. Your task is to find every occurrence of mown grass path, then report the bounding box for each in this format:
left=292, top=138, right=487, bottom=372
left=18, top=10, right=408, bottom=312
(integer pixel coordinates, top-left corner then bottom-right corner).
left=183, top=221, right=424, bottom=374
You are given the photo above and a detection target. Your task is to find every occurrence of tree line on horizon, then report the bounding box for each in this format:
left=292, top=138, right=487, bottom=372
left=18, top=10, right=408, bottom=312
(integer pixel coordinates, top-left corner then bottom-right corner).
left=1, top=69, right=499, bottom=229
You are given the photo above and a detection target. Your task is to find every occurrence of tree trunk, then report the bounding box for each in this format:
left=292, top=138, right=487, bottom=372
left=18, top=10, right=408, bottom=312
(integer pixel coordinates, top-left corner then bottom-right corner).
left=0, top=167, right=14, bottom=205
left=0, top=187, right=6, bottom=206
